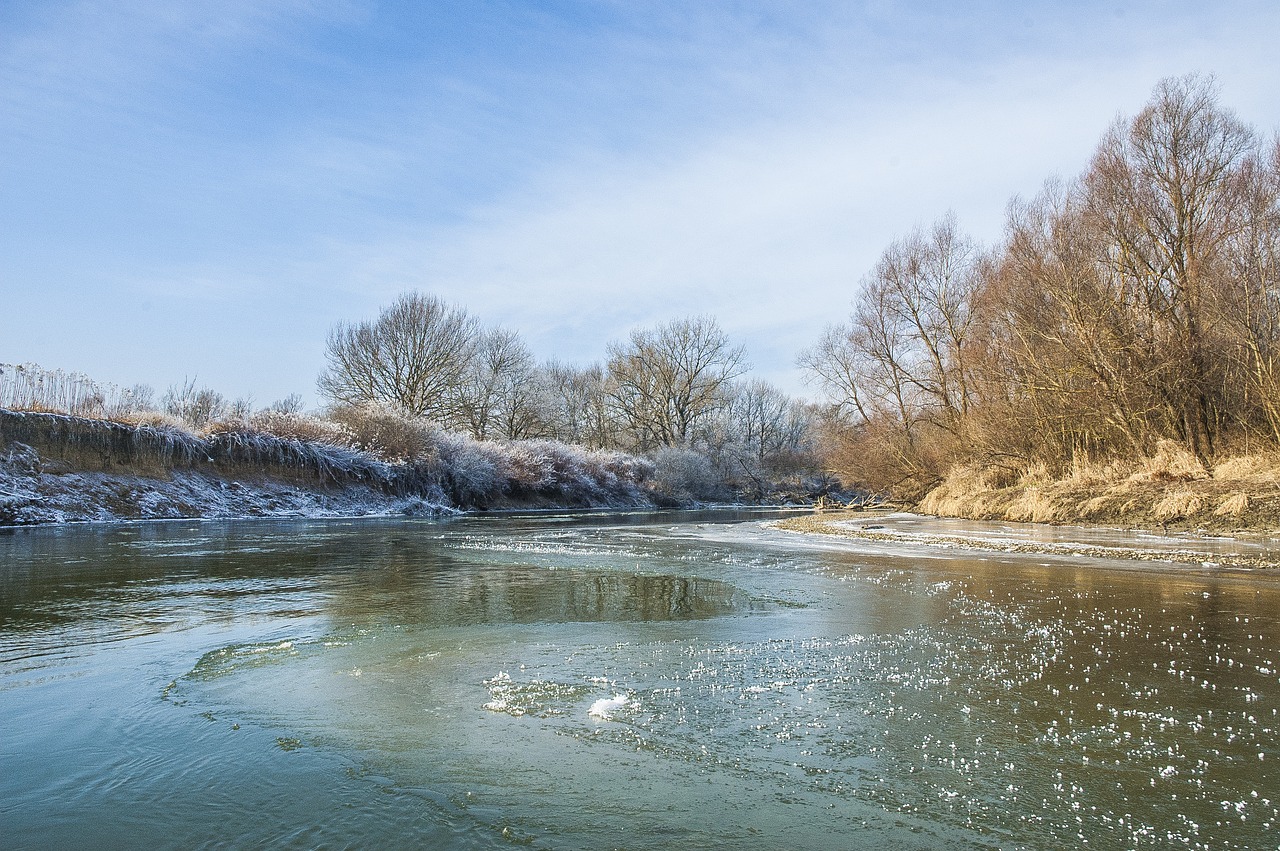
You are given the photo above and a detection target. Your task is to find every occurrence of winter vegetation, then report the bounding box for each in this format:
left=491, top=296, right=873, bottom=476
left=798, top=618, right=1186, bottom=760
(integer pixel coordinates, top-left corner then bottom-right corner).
left=800, top=75, right=1280, bottom=529
left=0, top=403, right=658, bottom=525
left=308, top=295, right=824, bottom=501
left=17, top=75, right=1280, bottom=532
left=1, top=304, right=828, bottom=524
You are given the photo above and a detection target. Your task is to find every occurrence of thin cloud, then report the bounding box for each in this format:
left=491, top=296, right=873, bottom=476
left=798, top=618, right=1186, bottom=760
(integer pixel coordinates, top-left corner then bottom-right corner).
left=2, top=0, right=1279, bottom=404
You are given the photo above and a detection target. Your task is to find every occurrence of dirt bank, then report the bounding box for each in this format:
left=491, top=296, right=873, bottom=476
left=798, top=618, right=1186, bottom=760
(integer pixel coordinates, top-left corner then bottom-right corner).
left=0, top=440, right=448, bottom=525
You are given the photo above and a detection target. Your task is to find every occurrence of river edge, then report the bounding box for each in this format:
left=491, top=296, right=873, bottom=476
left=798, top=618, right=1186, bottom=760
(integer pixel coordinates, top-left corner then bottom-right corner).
left=1, top=410, right=835, bottom=527
left=0, top=454, right=667, bottom=527
left=771, top=510, right=1280, bottom=570
left=0, top=441, right=815, bottom=528
left=0, top=409, right=661, bottom=526
left=0, top=441, right=657, bottom=527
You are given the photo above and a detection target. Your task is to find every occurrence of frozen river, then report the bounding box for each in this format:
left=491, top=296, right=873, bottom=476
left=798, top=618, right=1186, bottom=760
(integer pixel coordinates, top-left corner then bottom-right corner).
left=2, top=510, right=1277, bottom=848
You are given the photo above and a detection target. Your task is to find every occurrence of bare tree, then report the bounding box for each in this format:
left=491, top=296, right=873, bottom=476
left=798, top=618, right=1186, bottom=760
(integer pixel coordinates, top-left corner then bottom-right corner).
left=453, top=327, right=540, bottom=440
left=606, top=316, right=746, bottom=449
left=724, top=380, right=799, bottom=468
left=797, top=215, right=988, bottom=494
left=803, top=75, right=1280, bottom=493
left=317, top=292, right=480, bottom=420
left=714, top=379, right=815, bottom=489
left=538, top=361, right=618, bottom=449
left=992, top=183, right=1160, bottom=459
left=1220, top=139, right=1280, bottom=442
left=1083, top=73, right=1255, bottom=458
left=800, top=215, right=982, bottom=438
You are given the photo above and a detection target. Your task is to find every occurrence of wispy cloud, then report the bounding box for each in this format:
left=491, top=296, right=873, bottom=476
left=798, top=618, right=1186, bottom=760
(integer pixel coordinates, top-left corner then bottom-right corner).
left=2, top=0, right=1279, bottom=402
left=309, top=23, right=1280, bottom=391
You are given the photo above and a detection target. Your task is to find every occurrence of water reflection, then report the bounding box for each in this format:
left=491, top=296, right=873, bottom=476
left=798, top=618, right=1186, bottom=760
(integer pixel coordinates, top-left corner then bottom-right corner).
left=325, top=562, right=750, bottom=625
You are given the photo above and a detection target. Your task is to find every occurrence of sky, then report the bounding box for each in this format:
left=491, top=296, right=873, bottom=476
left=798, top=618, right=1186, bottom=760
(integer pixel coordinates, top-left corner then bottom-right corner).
left=2, top=0, right=1279, bottom=408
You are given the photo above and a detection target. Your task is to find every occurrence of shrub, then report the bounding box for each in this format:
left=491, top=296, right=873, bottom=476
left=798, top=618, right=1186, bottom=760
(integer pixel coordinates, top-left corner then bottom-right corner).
left=250, top=410, right=353, bottom=446
left=326, top=403, right=438, bottom=461
left=650, top=447, right=723, bottom=501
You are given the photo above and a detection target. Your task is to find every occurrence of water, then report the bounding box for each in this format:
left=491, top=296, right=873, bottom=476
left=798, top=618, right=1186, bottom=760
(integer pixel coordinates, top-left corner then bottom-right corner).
left=2, top=510, right=1278, bottom=849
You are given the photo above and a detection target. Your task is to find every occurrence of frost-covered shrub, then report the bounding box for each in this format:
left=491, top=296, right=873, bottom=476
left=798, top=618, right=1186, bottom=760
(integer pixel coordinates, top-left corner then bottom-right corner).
left=503, top=441, right=559, bottom=493
left=250, top=410, right=353, bottom=447
left=489, top=439, right=655, bottom=504
left=162, top=379, right=248, bottom=430
left=433, top=430, right=505, bottom=505
left=598, top=451, right=656, bottom=486
left=650, top=446, right=722, bottom=501
left=327, top=403, right=438, bottom=461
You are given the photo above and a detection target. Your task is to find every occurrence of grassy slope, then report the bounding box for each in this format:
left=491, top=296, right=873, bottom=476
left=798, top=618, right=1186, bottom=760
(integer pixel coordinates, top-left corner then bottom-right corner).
left=914, top=442, right=1280, bottom=535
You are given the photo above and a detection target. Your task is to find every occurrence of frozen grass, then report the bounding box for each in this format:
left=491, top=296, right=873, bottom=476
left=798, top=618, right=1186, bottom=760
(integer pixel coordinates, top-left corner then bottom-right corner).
left=0, top=404, right=657, bottom=516
left=0, top=363, right=152, bottom=419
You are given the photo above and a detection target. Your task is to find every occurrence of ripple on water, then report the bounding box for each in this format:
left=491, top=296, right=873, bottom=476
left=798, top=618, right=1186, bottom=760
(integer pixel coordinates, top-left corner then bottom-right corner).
left=450, top=574, right=1278, bottom=849
left=6, top=514, right=1279, bottom=850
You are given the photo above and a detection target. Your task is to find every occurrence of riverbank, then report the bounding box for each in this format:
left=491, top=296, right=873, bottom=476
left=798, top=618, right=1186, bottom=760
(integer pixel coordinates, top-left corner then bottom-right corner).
left=910, top=443, right=1280, bottom=536
left=773, top=510, right=1280, bottom=569
left=0, top=440, right=436, bottom=524
left=0, top=409, right=656, bottom=525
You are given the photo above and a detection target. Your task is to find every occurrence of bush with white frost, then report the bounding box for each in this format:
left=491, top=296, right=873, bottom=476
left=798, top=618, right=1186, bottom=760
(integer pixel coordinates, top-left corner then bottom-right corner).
left=0, top=362, right=693, bottom=511
left=650, top=446, right=723, bottom=502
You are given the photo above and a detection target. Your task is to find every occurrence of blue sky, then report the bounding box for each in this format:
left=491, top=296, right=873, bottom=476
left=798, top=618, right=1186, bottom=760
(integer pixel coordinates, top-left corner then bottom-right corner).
left=2, top=0, right=1278, bottom=407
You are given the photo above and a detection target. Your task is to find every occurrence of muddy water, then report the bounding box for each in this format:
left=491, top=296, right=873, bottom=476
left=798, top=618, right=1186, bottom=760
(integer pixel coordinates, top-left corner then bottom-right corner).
left=1, top=511, right=1277, bottom=849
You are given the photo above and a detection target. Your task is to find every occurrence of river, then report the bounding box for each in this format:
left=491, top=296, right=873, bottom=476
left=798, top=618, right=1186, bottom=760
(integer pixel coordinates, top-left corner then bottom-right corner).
left=1, top=510, right=1277, bottom=849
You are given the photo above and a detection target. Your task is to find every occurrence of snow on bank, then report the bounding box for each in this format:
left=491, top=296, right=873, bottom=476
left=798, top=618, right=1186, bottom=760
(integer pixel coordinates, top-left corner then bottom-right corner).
left=0, top=441, right=450, bottom=525
left=0, top=409, right=657, bottom=526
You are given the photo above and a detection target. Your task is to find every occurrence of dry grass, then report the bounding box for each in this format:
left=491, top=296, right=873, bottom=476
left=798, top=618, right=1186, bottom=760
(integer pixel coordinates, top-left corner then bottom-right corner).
left=915, top=442, right=1280, bottom=532
left=1128, top=439, right=1208, bottom=482
left=1212, top=454, right=1280, bottom=483
left=1152, top=490, right=1204, bottom=521
left=1214, top=492, right=1250, bottom=517
left=1004, top=487, right=1059, bottom=523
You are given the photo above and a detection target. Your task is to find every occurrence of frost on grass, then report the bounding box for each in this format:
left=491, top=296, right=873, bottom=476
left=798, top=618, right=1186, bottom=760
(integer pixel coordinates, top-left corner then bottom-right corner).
left=0, top=405, right=657, bottom=525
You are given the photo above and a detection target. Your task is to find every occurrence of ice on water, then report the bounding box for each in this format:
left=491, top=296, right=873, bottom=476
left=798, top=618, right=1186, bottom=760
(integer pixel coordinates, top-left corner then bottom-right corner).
left=588, top=694, right=631, bottom=719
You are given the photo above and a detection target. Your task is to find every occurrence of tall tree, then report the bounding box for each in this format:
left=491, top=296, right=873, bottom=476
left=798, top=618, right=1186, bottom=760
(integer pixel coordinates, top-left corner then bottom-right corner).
left=606, top=316, right=746, bottom=449
left=317, top=292, right=480, bottom=420
left=1083, top=73, right=1255, bottom=458
left=800, top=214, right=983, bottom=439
left=453, top=327, right=540, bottom=440
left=537, top=361, right=617, bottom=449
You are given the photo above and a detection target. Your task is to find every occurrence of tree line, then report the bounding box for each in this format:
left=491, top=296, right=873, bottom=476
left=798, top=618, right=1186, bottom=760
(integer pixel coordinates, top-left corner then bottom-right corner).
left=13, top=73, right=1259, bottom=506
left=317, top=295, right=818, bottom=493
left=801, top=75, right=1280, bottom=497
